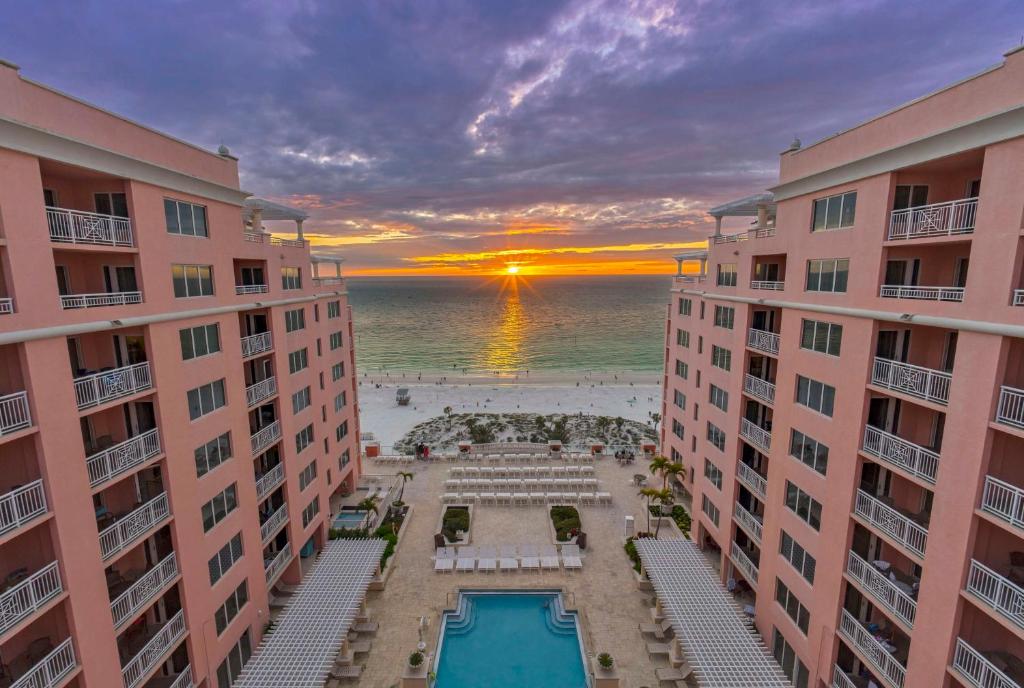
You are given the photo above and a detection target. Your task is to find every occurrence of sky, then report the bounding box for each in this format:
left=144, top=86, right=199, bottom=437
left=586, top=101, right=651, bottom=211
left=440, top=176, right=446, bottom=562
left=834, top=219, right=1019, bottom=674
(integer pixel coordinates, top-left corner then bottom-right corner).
left=3, top=1, right=1022, bottom=275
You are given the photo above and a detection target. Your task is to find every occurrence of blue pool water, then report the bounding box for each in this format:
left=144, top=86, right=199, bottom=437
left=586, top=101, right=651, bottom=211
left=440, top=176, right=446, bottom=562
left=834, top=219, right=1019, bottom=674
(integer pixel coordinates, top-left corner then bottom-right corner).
left=332, top=511, right=368, bottom=528
left=435, top=591, right=588, bottom=688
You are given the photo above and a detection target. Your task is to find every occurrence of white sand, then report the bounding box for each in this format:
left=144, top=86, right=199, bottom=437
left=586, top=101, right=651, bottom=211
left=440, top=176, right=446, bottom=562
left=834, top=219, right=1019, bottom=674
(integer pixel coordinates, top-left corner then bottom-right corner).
left=356, top=373, right=662, bottom=449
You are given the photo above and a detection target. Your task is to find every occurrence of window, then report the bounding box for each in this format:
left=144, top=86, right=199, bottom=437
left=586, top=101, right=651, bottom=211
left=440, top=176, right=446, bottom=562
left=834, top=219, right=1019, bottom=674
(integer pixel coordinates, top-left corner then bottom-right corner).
left=775, top=579, right=810, bottom=633
left=805, top=258, right=849, bottom=293
left=772, top=628, right=809, bottom=688
left=704, top=458, right=722, bottom=489
left=202, top=483, right=238, bottom=532
left=172, top=264, right=214, bottom=298
left=281, top=267, right=302, bottom=290
left=302, top=496, right=321, bottom=528
left=672, top=419, right=684, bottom=439
left=795, top=375, right=835, bottom=416
left=329, top=332, right=343, bottom=350
left=717, top=263, right=737, bottom=287
left=335, top=420, right=349, bottom=442
left=709, top=384, right=728, bottom=412
left=195, top=431, right=232, bottom=477
left=339, top=449, right=351, bottom=468
left=789, top=429, right=829, bottom=476
left=288, top=348, right=309, bottom=374
left=711, top=345, right=732, bottom=371
left=292, top=386, right=312, bottom=414
left=215, top=580, right=249, bottom=635
left=811, top=191, right=856, bottom=231
left=299, top=460, right=318, bottom=491
left=164, top=198, right=208, bottom=237
left=784, top=481, right=822, bottom=531
left=673, top=390, right=686, bottom=409
left=799, top=319, right=842, bottom=357
left=674, top=360, right=688, bottom=379
left=217, top=629, right=252, bottom=688
left=332, top=362, right=345, bottom=381
left=676, top=329, right=690, bottom=347
left=701, top=494, right=720, bottom=526
left=187, top=379, right=227, bottom=420
left=678, top=298, right=692, bottom=316
left=180, top=323, right=221, bottom=360
left=327, top=300, right=341, bottom=318
left=334, top=391, right=348, bottom=412
left=295, top=424, right=314, bottom=453
left=209, top=533, right=243, bottom=585
left=713, top=305, right=735, bottom=329
left=779, top=531, right=816, bottom=584
left=284, top=308, right=305, bottom=332
left=707, top=422, right=726, bottom=451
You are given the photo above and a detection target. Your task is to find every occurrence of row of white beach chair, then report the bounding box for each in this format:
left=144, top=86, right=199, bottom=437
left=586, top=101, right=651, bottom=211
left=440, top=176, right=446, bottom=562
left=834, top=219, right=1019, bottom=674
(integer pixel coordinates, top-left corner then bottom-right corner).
left=453, top=453, right=595, bottom=464
left=441, top=491, right=612, bottom=505
left=449, top=465, right=595, bottom=477
left=444, top=478, right=599, bottom=490
left=434, top=544, right=583, bottom=572
left=370, top=454, right=418, bottom=464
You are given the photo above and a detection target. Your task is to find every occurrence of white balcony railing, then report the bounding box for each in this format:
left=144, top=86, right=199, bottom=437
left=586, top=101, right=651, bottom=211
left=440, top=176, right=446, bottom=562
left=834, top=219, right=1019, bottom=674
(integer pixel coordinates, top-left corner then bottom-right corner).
left=243, top=231, right=265, bottom=243
left=86, top=429, right=162, bottom=488
left=862, top=426, right=939, bottom=484
left=839, top=609, right=906, bottom=688
left=260, top=502, right=288, bottom=543
left=996, top=386, right=1024, bottom=430
left=740, top=418, right=771, bottom=453
left=736, top=461, right=767, bottom=499
left=981, top=476, right=1024, bottom=531
left=888, top=197, right=977, bottom=241
left=313, top=277, right=344, bottom=287
left=0, top=297, right=12, bottom=314
left=750, top=280, right=784, bottom=291
left=241, top=331, right=273, bottom=358
left=168, top=666, right=194, bottom=688
left=953, top=637, right=1022, bottom=688
left=0, top=390, right=32, bottom=436
left=255, top=462, right=286, bottom=500
left=0, top=480, right=47, bottom=538
left=747, top=328, right=780, bottom=355
left=121, top=609, right=186, bottom=688
left=235, top=284, right=269, bottom=295
left=871, top=357, right=951, bottom=405
left=0, top=561, right=62, bottom=637
left=99, top=493, right=171, bottom=561
left=11, top=637, right=76, bottom=688
left=832, top=666, right=859, bottom=688
left=270, top=237, right=305, bottom=248
left=264, top=543, right=293, bottom=584
left=46, top=206, right=133, bottom=246
left=733, top=503, right=763, bottom=544
left=246, top=377, right=277, bottom=407
left=743, top=374, right=776, bottom=404
left=1014, top=290, right=1024, bottom=307
left=853, top=490, right=927, bottom=558
left=729, top=541, right=759, bottom=585
left=74, top=362, right=152, bottom=410
left=966, top=559, right=1024, bottom=630
left=111, top=553, right=179, bottom=629
left=60, top=291, right=142, bottom=309
left=712, top=226, right=776, bottom=244
left=250, top=420, right=282, bottom=456
left=846, top=551, right=917, bottom=628
left=879, top=285, right=965, bottom=302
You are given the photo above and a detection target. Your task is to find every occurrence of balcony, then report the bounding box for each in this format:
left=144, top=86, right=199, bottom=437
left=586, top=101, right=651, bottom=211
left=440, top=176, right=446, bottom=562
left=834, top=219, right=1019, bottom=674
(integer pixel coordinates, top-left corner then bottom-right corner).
left=246, top=377, right=277, bottom=408
left=74, top=362, right=152, bottom=410
left=111, top=553, right=179, bottom=629
left=60, top=291, right=142, bottom=309
left=46, top=206, right=133, bottom=247
left=0, top=561, right=63, bottom=637
left=0, top=298, right=12, bottom=315
left=250, top=420, right=282, bottom=456
left=733, top=502, right=763, bottom=544
left=743, top=374, right=776, bottom=405
left=86, top=429, right=162, bottom=489
left=862, top=425, right=939, bottom=484
left=887, top=197, right=977, bottom=241
left=997, top=386, right=1024, bottom=430
left=832, top=666, right=860, bottom=688
left=264, top=543, right=292, bottom=584
left=312, top=277, right=344, bottom=287
left=747, top=328, right=779, bottom=355
left=6, top=637, right=77, bottom=688
left=241, top=332, right=273, bottom=358
left=255, top=462, right=285, bottom=501
left=846, top=551, right=917, bottom=629
left=966, top=559, right=1024, bottom=631
left=879, top=285, right=964, bottom=302
left=981, top=476, right=1024, bottom=531
left=712, top=226, right=776, bottom=244
left=235, top=284, right=268, bottom=295
left=750, top=280, right=784, bottom=291
left=729, top=541, right=759, bottom=586
left=0, top=391, right=32, bottom=436
left=165, top=666, right=194, bottom=688
left=260, top=502, right=288, bottom=543
left=736, top=461, right=767, bottom=499
left=871, top=357, right=951, bottom=405
left=739, top=418, right=771, bottom=453
left=838, top=609, right=906, bottom=688
left=121, top=609, right=186, bottom=688
left=853, top=490, right=928, bottom=559
left=952, top=638, right=1024, bottom=688
left=99, top=493, right=171, bottom=561
left=0, top=480, right=48, bottom=538
left=1014, top=290, right=1024, bottom=307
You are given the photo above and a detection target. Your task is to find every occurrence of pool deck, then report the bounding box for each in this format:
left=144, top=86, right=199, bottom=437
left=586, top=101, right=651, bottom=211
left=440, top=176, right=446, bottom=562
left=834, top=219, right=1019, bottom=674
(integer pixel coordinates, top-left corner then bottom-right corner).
left=337, top=455, right=686, bottom=687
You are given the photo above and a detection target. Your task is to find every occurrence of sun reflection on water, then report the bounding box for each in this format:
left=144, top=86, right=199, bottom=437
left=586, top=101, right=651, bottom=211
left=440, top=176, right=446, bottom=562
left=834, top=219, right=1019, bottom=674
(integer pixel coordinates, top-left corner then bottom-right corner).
left=479, top=276, right=526, bottom=374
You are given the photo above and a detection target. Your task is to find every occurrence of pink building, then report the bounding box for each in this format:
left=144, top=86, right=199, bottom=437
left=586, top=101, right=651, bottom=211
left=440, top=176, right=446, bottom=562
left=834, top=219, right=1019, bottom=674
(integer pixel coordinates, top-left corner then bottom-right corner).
left=0, top=61, right=361, bottom=688
left=661, top=46, right=1024, bottom=688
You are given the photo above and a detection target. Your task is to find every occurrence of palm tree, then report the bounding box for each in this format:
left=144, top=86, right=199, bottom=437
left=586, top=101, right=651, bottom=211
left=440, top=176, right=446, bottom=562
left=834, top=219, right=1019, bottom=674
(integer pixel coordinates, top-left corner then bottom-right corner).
left=648, top=455, right=670, bottom=485
left=443, top=406, right=453, bottom=430
left=649, top=488, right=674, bottom=538
left=394, top=471, right=414, bottom=504
left=357, top=494, right=380, bottom=531
left=661, top=461, right=685, bottom=492
left=638, top=487, right=659, bottom=534
left=649, top=412, right=661, bottom=433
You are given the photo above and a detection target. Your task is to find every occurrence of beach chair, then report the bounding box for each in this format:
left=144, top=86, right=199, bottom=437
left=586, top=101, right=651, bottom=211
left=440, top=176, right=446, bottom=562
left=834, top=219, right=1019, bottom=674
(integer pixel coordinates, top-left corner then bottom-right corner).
left=350, top=640, right=372, bottom=655
left=647, top=642, right=673, bottom=658
left=330, top=665, right=361, bottom=681
left=477, top=546, right=497, bottom=572
left=578, top=492, right=595, bottom=505
left=546, top=492, right=561, bottom=503
left=456, top=546, right=477, bottom=572
left=352, top=620, right=378, bottom=634
left=656, top=664, right=693, bottom=685
left=434, top=547, right=455, bottom=573
left=519, top=544, right=540, bottom=571
left=480, top=492, right=496, bottom=505
left=561, top=544, right=583, bottom=570
left=499, top=545, right=519, bottom=572
left=462, top=492, right=478, bottom=502
left=442, top=492, right=459, bottom=504
left=562, top=492, right=578, bottom=503
left=496, top=492, right=512, bottom=505
left=530, top=492, right=546, bottom=504
left=639, top=618, right=674, bottom=640
left=596, top=491, right=612, bottom=505
left=513, top=492, right=529, bottom=506
left=539, top=545, right=560, bottom=570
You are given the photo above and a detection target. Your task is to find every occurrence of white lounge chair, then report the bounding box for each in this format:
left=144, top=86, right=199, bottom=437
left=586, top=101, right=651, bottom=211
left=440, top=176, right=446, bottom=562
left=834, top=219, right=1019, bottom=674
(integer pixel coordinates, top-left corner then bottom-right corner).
left=561, top=544, right=583, bottom=570
left=477, top=546, right=497, bottom=572
left=639, top=618, right=674, bottom=640
left=513, top=492, right=529, bottom=505
left=596, top=491, right=612, bottom=505
left=330, top=665, right=361, bottom=681
left=499, top=545, right=519, bottom=572
left=519, top=544, right=540, bottom=571
left=539, top=545, right=560, bottom=570
left=434, top=547, right=455, bottom=573
left=530, top=492, right=546, bottom=504
left=656, top=664, right=693, bottom=685
left=456, top=546, right=477, bottom=572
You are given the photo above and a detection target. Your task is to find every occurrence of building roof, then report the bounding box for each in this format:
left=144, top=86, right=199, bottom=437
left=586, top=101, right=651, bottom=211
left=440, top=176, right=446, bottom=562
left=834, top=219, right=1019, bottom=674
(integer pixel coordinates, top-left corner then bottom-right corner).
left=234, top=538, right=386, bottom=688
left=634, top=538, right=792, bottom=688
left=708, top=192, right=775, bottom=218
left=244, top=197, right=309, bottom=222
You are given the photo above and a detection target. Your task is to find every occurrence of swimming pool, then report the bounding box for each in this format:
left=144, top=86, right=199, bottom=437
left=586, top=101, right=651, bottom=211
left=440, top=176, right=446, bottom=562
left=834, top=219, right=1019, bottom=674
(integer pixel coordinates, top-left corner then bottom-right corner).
left=434, top=591, right=589, bottom=688
left=332, top=510, right=369, bottom=529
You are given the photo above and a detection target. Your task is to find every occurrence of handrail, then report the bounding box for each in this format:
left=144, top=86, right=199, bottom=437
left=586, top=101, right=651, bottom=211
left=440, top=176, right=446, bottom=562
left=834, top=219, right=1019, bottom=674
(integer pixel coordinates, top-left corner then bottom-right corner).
left=743, top=374, right=776, bottom=404
left=0, top=561, right=62, bottom=637
left=740, top=417, right=771, bottom=452
left=712, top=226, right=776, bottom=244
left=750, top=280, right=784, bottom=291
left=746, top=328, right=780, bottom=355
left=862, top=425, right=939, bottom=484
left=264, top=543, right=293, bottom=584
left=260, top=502, right=288, bottom=543
left=952, top=637, right=1021, bottom=688
left=871, top=357, right=950, bottom=405
left=121, top=609, right=186, bottom=688
left=879, top=285, right=964, bottom=302
left=853, top=490, right=927, bottom=558
left=111, top=553, right=179, bottom=628
left=996, top=386, right=1024, bottom=430
left=729, top=541, right=759, bottom=585
left=736, top=461, right=767, bottom=499
left=235, top=284, right=269, bottom=295
left=60, top=291, right=142, bottom=309
left=966, top=559, right=1024, bottom=630
left=246, top=376, right=277, bottom=407
left=255, top=462, right=286, bottom=500
left=250, top=420, right=282, bottom=455
left=0, top=390, right=32, bottom=435
left=0, top=479, right=47, bottom=537
left=46, top=206, right=133, bottom=247
left=981, top=475, right=1024, bottom=531
left=86, top=428, right=162, bottom=488
left=0, top=297, right=13, bottom=314
left=838, top=609, right=906, bottom=688
left=733, top=502, right=763, bottom=543
left=241, top=331, right=273, bottom=358
left=99, top=493, right=171, bottom=561
left=846, top=550, right=917, bottom=628
left=74, top=361, right=152, bottom=409
left=168, top=666, right=194, bottom=688
left=888, top=197, right=977, bottom=240
left=11, top=637, right=76, bottom=688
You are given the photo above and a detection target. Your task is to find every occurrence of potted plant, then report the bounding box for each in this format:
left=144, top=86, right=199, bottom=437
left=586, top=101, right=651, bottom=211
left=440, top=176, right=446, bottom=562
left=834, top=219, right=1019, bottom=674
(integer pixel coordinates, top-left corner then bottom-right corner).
left=409, top=651, right=424, bottom=668
left=597, top=653, right=614, bottom=670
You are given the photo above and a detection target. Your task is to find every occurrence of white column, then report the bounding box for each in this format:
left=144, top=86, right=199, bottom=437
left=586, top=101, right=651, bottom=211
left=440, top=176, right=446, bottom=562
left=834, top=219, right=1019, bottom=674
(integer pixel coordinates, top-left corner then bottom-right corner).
left=757, top=206, right=768, bottom=228
left=675, top=258, right=683, bottom=277
left=250, top=208, right=262, bottom=234
left=313, top=261, right=321, bottom=278
left=295, top=218, right=305, bottom=241
left=334, top=260, right=342, bottom=277
left=713, top=216, right=722, bottom=236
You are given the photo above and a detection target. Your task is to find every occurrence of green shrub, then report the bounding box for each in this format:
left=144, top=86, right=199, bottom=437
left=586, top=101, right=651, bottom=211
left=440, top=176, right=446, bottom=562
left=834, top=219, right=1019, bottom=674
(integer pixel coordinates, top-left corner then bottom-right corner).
left=409, top=651, right=424, bottom=667
left=598, top=652, right=614, bottom=669
left=671, top=504, right=692, bottom=538
left=624, top=537, right=641, bottom=573
left=550, top=505, right=581, bottom=541
left=442, top=507, right=470, bottom=542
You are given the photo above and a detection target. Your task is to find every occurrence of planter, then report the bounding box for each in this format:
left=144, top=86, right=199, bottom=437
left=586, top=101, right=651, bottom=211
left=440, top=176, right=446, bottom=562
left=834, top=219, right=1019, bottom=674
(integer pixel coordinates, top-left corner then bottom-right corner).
left=400, top=661, right=428, bottom=688
left=648, top=516, right=686, bottom=540
left=437, top=504, right=473, bottom=545
left=548, top=440, right=563, bottom=454
left=370, top=504, right=413, bottom=591
left=548, top=505, right=583, bottom=545
left=365, top=441, right=380, bottom=458
left=590, top=443, right=605, bottom=456
left=591, top=657, right=620, bottom=688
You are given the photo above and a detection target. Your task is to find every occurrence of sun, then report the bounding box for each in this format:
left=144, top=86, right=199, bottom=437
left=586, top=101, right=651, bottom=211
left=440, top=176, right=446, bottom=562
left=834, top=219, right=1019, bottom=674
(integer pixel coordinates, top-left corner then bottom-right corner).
left=505, top=264, right=520, bottom=275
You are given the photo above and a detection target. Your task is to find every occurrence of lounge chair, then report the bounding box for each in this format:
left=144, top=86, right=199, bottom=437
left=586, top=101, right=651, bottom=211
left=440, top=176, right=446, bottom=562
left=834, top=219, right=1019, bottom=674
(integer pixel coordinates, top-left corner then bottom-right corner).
left=647, top=642, right=673, bottom=657
left=539, top=545, right=560, bottom=570
left=477, top=546, right=497, bottom=572
left=656, top=664, right=693, bottom=685
left=639, top=618, right=674, bottom=640
left=350, top=640, right=371, bottom=654
left=499, top=545, right=519, bottom=572
left=330, top=665, right=362, bottom=681
left=561, top=544, right=583, bottom=570
left=519, top=544, right=540, bottom=571
left=456, top=546, right=477, bottom=572
left=434, top=547, right=455, bottom=573
left=352, top=620, right=378, bottom=634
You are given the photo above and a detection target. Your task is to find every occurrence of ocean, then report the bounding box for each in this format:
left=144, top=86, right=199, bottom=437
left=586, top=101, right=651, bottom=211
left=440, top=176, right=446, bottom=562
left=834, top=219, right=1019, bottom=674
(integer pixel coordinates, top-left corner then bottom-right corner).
left=345, top=275, right=671, bottom=376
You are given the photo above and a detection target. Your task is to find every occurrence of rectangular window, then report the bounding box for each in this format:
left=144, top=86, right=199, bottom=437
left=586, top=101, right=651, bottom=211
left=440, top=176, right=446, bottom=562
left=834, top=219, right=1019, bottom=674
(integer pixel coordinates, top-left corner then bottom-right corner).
left=195, top=431, right=232, bottom=477
left=704, top=458, right=723, bottom=489
left=709, top=384, right=728, bottom=412
left=711, top=345, right=732, bottom=371
left=302, top=496, right=321, bottom=528
left=672, top=419, right=684, bottom=439
left=281, top=267, right=302, bottom=290
left=701, top=494, right=720, bottom=527
left=332, top=362, right=345, bottom=381
left=291, top=386, right=312, bottom=414
left=334, top=391, right=347, bottom=412
left=706, top=422, right=726, bottom=451
left=327, top=301, right=341, bottom=318
left=772, top=628, right=809, bottom=688
left=187, top=379, right=227, bottom=420
left=329, top=332, right=343, bottom=350
left=299, top=460, right=318, bottom=491
left=201, top=483, right=238, bottom=532
left=339, top=449, right=351, bottom=468
left=775, top=579, right=810, bottom=634
left=784, top=481, right=822, bottom=531
left=811, top=190, right=857, bottom=231
left=805, top=258, right=849, bottom=293
left=674, top=360, right=688, bottom=380
left=164, top=198, right=209, bottom=237
left=335, top=420, right=349, bottom=442
left=217, top=629, right=252, bottom=688
left=678, top=298, right=692, bottom=316
left=208, top=533, right=243, bottom=585
left=717, top=263, right=738, bottom=287
left=215, top=580, right=249, bottom=635
left=180, top=323, right=221, bottom=360
left=673, top=390, right=686, bottom=409
left=779, top=531, right=816, bottom=584
left=799, top=319, right=842, bottom=357
left=788, top=429, right=829, bottom=475
left=172, top=264, right=214, bottom=298
left=676, top=329, right=690, bottom=347
left=713, top=305, right=735, bottom=329
left=288, top=348, right=309, bottom=374
left=795, top=375, right=835, bottom=416
left=295, top=424, right=314, bottom=453
left=284, top=308, right=306, bottom=332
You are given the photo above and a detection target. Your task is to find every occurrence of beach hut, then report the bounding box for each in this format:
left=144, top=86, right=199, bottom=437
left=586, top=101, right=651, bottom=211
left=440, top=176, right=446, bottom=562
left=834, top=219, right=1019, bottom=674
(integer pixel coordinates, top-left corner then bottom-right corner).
left=396, top=387, right=411, bottom=406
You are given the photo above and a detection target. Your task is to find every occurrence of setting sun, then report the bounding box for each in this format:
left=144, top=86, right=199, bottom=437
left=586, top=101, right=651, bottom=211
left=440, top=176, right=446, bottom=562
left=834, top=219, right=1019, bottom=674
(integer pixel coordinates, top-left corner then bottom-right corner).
left=505, top=264, right=520, bottom=275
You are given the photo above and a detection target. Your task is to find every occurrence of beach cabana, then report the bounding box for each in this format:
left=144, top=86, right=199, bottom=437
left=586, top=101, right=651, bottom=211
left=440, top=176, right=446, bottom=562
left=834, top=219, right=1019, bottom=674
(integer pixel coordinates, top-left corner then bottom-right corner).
left=396, top=387, right=411, bottom=406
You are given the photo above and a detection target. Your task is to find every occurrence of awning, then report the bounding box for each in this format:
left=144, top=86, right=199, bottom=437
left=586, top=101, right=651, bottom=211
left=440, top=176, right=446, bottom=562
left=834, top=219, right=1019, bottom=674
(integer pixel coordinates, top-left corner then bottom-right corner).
left=708, top=192, right=775, bottom=218
left=243, top=197, right=309, bottom=222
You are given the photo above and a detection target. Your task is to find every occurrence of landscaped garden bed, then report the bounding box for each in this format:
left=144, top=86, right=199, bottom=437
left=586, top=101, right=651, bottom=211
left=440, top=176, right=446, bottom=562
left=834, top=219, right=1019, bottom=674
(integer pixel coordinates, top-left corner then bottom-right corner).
left=438, top=504, right=471, bottom=544
left=549, top=505, right=582, bottom=543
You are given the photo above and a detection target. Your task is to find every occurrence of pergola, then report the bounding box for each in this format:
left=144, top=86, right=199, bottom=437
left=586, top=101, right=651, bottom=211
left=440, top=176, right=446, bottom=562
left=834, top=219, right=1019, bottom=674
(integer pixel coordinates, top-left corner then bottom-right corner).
left=243, top=197, right=309, bottom=241
left=634, top=538, right=792, bottom=688
left=311, top=253, right=344, bottom=280
left=234, top=538, right=386, bottom=688
left=708, top=191, right=776, bottom=235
